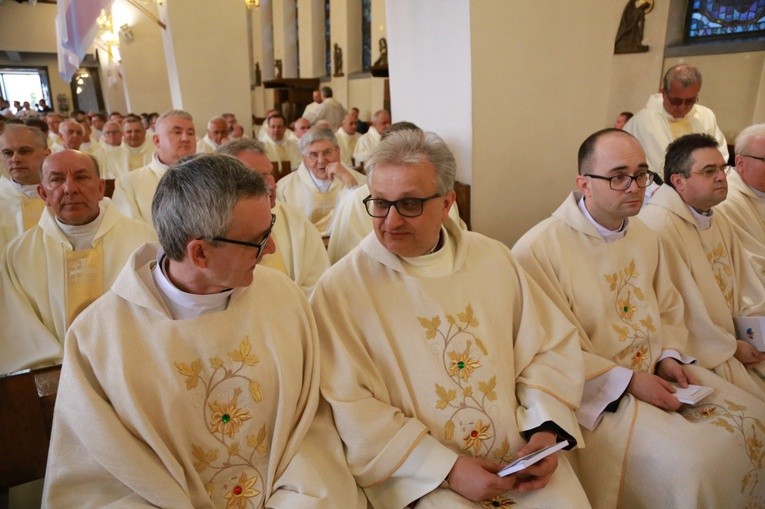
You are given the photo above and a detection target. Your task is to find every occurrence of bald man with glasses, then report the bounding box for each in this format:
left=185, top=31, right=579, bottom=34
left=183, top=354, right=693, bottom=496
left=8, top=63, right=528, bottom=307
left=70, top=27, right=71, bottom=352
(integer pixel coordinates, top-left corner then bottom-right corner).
left=624, top=64, right=728, bottom=190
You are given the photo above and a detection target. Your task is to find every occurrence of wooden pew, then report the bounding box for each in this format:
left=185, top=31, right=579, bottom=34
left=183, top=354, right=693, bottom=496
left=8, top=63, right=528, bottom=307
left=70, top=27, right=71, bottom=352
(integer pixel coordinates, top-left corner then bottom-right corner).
left=454, top=181, right=471, bottom=230
left=271, top=161, right=292, bottom=183
left=104, top=178, right=116, bottom=199
left=0, top=365, right=62, bottom=500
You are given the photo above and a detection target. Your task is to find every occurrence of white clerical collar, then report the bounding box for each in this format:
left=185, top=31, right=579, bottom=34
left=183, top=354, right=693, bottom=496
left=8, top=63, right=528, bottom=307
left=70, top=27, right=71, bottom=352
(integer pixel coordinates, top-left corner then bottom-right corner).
left=685, top=204, right=713, bottom=230
left=307, top=169, right=332, bottom=192
left=749, top=183, right=765, bottom=201
left=400, top=227, right=455, bottom=277
left=55, top=201, right=106, bottom=250
left=151, top=251, right=233, bottom=320
left=577, top=195, right=628, bottom=242
left=12, top=180, right=40, bottom=198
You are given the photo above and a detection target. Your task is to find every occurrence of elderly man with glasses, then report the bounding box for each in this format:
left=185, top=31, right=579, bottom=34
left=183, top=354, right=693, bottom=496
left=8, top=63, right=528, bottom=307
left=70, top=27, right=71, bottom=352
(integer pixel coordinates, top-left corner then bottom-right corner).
left=311, top=129, right=591, bottom=508
left=624, top=64, right=728, bottom=194
left=276, top=126, right=365, bottom=236
left=43, top=154, right=367, bottom=508
left=513, top=128, right=765, bottom=507
left=717, top=123, right=765, bottom=284
left=640, top=133, right=765, bottom=399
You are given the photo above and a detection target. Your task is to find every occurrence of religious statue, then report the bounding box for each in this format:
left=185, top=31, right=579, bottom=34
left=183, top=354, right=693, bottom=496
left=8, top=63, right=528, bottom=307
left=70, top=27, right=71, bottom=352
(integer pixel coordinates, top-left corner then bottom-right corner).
left=274, top=59, right=283, bottom=79
left=614, top=0, right=653, bottom=54
left=333, top=43, right=344, bottom=77
left=254, top=62, right=262, bottom=87
left=373, top=37, right=388, bottom=67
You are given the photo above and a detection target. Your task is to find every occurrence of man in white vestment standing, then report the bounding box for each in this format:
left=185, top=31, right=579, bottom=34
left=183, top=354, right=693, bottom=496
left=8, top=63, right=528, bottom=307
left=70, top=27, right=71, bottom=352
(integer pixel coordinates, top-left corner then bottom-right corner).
left=276, top=127, right=365, bottom=237
left=352, top=109, right=391, bottom=167
left=312, top=129, right=590, bottom=508
left=42, top=154, right=366, bottom=508
left=0, top=124, right=49, bottom=252
left=717, top=123, right=765, bottom=282
left=304, top=86, right=346, bottom=132
left=261, top=113, right=302, bottom=169
left=0, top=150, right=155, bottom=374
left=111, top=109, right=196, bottom=224
left=624, top=64, right=727, bottom=186
left=639, top=133, right=765, bottom=398
left=302, top=89, right=323, bottom=121
left=91, top=121, right=128, bottom=179
left=121, top=117, right=154, bottom=171
left=196, top=116, right=229, bottom=154
left=335, top=113, right=360, bottom=168
left=217, top=138, right=329, bottom=296
left=513, top=128, right=765, bottom=508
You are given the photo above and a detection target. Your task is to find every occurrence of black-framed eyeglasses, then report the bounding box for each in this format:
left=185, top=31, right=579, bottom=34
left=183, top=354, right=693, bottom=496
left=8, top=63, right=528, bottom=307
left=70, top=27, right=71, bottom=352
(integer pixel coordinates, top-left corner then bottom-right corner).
left=583, top=172, right=654, bottom=190
left=205, top=214, right=276, bottom=259
left=663, top=91, right=698, bottom=107
left=362, top=194, right=442, bottom=218
left=741, top=154, right=765, bottom=163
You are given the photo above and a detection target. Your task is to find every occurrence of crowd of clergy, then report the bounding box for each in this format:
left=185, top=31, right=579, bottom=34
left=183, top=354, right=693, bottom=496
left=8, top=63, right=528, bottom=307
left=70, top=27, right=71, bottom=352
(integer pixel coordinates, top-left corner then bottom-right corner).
left=1, top=64, right=764, bottom=508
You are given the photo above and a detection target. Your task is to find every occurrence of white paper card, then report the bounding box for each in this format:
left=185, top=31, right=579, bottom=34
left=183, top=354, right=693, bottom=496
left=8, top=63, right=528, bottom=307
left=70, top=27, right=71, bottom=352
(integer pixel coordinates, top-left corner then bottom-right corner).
left=497, top=440, right=569, bottom=477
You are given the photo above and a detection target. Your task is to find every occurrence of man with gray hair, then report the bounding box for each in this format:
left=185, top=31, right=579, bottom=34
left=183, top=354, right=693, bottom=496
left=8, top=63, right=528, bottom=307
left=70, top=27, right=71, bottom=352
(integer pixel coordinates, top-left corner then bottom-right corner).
left=91, top=121, right=128, bottom=179
left=217, top=138, right=329, bottom=296
left=276, top=127, right=365, bottom=236
left=312, top=129, right=590, bottom=508
left=112, top=109, right=196, bottom=224
left=304, top=86, right=346, bottom=132
left=0, top=124, right=49, bottom=252
left=43, top=154, right=366, bottom=508
left=0, top=149, right=155, bottom=374
left=353, top=109, right=391, bottom=166
left=717, top=123, right=765, bottom=282
left=625, top=64, right=728, bottom=181
left=197, top=116, right=230, bottom=154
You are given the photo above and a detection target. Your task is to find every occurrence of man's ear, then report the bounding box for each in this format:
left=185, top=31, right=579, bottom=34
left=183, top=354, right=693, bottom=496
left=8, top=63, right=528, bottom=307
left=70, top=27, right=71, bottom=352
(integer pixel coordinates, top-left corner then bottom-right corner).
left=575, top=175, right=590, bottom=196
left=187, top=239, right=210, bottom=269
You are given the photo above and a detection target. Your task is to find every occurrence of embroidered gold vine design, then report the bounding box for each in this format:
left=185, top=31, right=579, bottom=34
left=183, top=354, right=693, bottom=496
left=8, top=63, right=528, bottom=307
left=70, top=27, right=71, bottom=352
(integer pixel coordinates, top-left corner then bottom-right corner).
left=684, top=399, right=764, bottom=500
left=604, top=259, right=656, bottom=371
left=706, top=243, right=734, bottom=311
left=175, top=336, right=267, bottom=508
left=419, top=304, right=515, bottom=465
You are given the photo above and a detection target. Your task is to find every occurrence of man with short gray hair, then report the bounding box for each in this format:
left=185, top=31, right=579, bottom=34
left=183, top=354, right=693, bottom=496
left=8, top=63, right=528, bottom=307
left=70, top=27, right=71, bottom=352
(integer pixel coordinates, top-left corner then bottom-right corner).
left=197, top=116, right=230, bottom=154
left=91, top=121, right=128, bottom=179
left=0, top=149, right=155, bottom=374
left=217, top=138, right=329, bottom=296
left=353, top=109, right=391, bottom=166
left=276, top=127, right=365, bottom=236
left=43, top=154, right=366, bottom=508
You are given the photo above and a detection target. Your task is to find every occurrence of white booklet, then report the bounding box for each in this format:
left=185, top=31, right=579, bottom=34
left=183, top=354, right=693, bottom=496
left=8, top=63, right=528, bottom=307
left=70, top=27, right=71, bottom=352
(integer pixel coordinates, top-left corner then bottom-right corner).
left=497, top=440, right=569, bottom=477
left=671, top=384, right=714, bottom=405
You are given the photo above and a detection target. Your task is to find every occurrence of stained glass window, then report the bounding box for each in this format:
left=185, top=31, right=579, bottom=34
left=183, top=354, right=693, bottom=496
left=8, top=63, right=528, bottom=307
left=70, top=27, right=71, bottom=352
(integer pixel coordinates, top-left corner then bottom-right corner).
left=685, top=0, right=765, bottom=41
left=362, top=0, right=372, bottom=71
left=325, top=0, right=331, bottom=77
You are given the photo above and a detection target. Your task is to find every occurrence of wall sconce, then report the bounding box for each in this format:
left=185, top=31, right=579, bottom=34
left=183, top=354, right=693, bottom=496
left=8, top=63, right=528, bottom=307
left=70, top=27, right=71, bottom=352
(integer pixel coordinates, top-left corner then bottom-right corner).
left=245, top=0, right=260, bottom=9
left=120, top=24, right=135, bottom=43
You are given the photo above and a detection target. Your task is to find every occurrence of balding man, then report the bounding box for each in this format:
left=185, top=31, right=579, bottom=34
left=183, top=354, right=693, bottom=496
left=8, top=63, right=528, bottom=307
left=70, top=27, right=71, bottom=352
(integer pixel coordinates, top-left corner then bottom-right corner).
left=293, top=117, right=311, bottom=139
left=0, top=124, right=49, bottom=251
left=335, top=113, right=360, bottom=168
left=122, top=117, right=154, bottom=170
left=0, top=150, right=155, bottom=374
left=112, top=109, right=196, bottom=224
left=624, top=64, right=728, bottom=181
left=304, top=87, right=346, bottom=132
left=91, top=121, right=128, bottom=179
left=45, top=113, right=63, bottom=148
left=56, top=119, right=87, bottom=153
left=217, top=139, right=329, bottom=296
left=197, top=116, right=229, bottom=154
left=353, top=109, right=391, bottom=166
left=277, top=127, right=365, bottom=236
left=717, top=123, right=765, bottom=283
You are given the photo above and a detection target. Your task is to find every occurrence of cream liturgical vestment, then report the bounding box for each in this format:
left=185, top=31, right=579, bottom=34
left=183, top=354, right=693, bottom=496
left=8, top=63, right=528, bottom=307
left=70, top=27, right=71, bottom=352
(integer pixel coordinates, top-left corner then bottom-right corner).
left=262, top=135, right=302, bottom=170
left=513, top=192, right=765, bottom=508
left=0, top=201, right=156, bottom=374
left=335, top=128, right=360, bottom=168
left=276, top=163, right=366, bottom=237
left=92, top=143, right=129, bottom=179
left=312, top=219, right=590, bottom=509
left=327, top=183, right=467, bottom=264
left=624, top=93, right=728, bottom=175
left=640, top=184, right=765, bottom=398
left=352, top=126, right=381, bottom=166
left=0, top=175, right=45, bottom=253
left=717, top=169, right=765, bottom=283
left=196, top=134, right=219, bottom=154
left=43, top=244, right=366, bottom=508
left=258, top=201, right=329, bottom=296
left=112, top=153, right=168, bottom=225
left=123, top=139, right=155, bottom=171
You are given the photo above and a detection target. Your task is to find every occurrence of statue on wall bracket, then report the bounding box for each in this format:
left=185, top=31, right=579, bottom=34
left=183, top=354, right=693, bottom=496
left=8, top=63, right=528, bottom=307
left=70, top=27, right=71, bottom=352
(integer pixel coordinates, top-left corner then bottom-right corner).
left=614, top=0, right=653, bottom=54
left=333, top=44, right=344, bottom=77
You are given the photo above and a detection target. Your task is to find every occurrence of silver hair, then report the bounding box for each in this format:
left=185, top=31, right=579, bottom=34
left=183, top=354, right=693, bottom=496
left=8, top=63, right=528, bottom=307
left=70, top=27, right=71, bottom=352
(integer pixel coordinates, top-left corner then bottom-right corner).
left=216, top=138, right=267, bottom=156
left=298, top=127, right=338, bottom=154
left=662, top=64, right=702, bottom=91
left=151, top=154, right=268, bottom=261
left=735, top=123, right=765, bottom=156
left=0, top=123, right=48, bottom=148
left=366, top=129, right=456, bottom=196
left=156, top=109, right=193, bottom=130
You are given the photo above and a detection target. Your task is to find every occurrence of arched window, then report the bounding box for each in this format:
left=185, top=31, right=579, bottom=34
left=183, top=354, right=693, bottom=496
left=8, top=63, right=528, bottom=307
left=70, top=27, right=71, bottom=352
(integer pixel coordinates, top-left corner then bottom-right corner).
left=685, top=0, right=765, bottom=41
left=362, top=0, right=372, bottom=71
left=325, top=0, right=331, bottom=77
